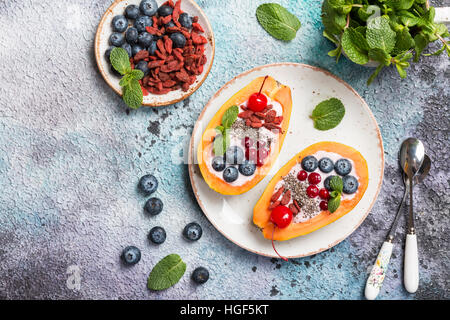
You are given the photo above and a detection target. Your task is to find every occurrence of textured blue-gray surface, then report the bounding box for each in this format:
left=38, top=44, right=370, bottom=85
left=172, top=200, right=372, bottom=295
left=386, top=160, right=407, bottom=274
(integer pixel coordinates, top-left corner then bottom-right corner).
left=0, top=0, right=448, bottom=300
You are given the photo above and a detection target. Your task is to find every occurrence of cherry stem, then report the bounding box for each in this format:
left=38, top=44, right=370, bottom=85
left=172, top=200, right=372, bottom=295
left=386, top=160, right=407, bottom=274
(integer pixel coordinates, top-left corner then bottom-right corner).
left=258, top=76, right=269, bottom=96
left=271, top=226, right=288, bottom=262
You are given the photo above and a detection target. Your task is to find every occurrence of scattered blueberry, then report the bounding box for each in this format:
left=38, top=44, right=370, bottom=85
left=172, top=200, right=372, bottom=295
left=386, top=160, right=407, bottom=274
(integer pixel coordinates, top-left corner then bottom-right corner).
left=183, top=222, right=203, bottom=241
left=110, top=64, right=122, bottom=77
left=239, top=160, right=256, bottom=176
left=318, top=157, right=334, bottom=173
left=148, top=41, right=157, bottom=55
left=132, top=44, right=144, bottom=56
left=324, top=175, right=336, bottom=191
left=121, top=246, right=141, bottom=265
left=135, top=60, right=150, bottom=76
left=335, top=159, right=352, bottom=176
left=158, top=5, right=173, bottom=17
left=178, top=13, right=193, bottom=29
left=140, top=0, right=158, bottom=17
left=342, top=175, right=359, bottom=194
left=144, top=197, right=163, bottom=215
left=126, top=27, right=139, bottom=44
left=225, top=146, right=244, bottom=165
left=165, top=20, right=175, bottom=28
left=192, top=267, right=209, bottom=284
left=109, top=32, right=125, bottom=46
left=125, top=4, right=140, bottom=20
left=138, top=32, right=153, bottom=47
left=223, top=166, right=239, bottom=183
left=301, top=155, right=318, bottom=172
left=134, top=15, right=153, bottom=33
left=211, top=156, right=226, bottom=172
left=148, top=226, right=167, bottom=244
left=170, top=32, right=186, bottom=48
left=138, top=174, right=158, bottom=194
left=105, top=46, right=116, bottom=60
left=112, top=15, right=128, bottom=33
left=121, top=43, right=132, bottom=57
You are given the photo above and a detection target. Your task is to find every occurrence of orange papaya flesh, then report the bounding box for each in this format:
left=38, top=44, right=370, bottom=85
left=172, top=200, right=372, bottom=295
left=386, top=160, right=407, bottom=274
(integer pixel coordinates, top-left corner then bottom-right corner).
left=197, top=76, right=293, bottom=195
left=253, top=141, right=369, bottom=241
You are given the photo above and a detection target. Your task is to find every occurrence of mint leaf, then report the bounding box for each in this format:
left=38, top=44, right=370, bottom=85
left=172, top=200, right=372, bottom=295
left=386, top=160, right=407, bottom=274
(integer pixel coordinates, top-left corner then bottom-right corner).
left=392, top=28, right=415, bottom=55
left=398, top=10, right=420, bottom=27
left=368, top=48, right=392, bottom=66
left=310, top=98, right=345, bottom=131
left=342, top=28, right=369, bottom=65
left=222, top=105, right=239, bottom=129
left=367, top=65, right=384, bottom=85
left=328, top=193, right=341, bottom=213
left=413, top=33, right=428, bottom=62
left=213, top=127, right=224, bottom=156
left=119, top=74, right=133, bottom=87
left=147, top=254, right=186, bottom=291
left=130, top=69, right=144, bottom=80
left=366, top=16, right=397, bottom=54
left=385, top=0, right=414, bottom=10
left=123, top=79, right=143, bottom=109
left=110, top=47, right=131, bottom=75
left=329, top=176, right=343, bottom=194
left=256, top=3, right=301, bottom=41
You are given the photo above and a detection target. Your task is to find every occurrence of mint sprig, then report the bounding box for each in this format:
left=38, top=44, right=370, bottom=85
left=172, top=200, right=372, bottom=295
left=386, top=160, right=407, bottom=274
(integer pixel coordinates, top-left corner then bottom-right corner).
left=213, top=105, right=239, bottom=155
left=147, top=254, right=186, bottom=291
left=110, top=47, right=144, bottom=109
left=328, top=176, right=344, bottom=213
left=256, top=3, right=301, bottom=41
left=310, top=98, right=345, bottom=131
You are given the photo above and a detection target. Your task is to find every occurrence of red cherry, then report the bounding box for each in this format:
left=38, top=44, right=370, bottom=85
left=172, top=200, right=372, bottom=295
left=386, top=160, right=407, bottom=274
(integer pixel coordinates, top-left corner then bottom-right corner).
left=242, top=137, right=253, bottom=149
left=308, top=172, right=322, bottom=185
left=319, top=188, right=330, bottom=200
left=248, top=93, right=268, bottom=112
left=270, top=205, right=293, bottom=229
left=320, top=201, right=328, bottom=211
left=297, top=170, right=308, bottom=181
left=306, top=185, right=319, bottom=198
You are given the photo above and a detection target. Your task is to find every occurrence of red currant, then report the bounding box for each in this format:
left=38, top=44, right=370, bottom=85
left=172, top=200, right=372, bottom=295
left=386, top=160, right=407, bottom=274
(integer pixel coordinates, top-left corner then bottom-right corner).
left=308, top=172, right=321, bottom=185
left=248, top=93, right=268, bottom=112
left=319, top=188, right=330, bottom=200
left=270, top=205, right=293, bottom=229
left=320, top=201, right=328, bottom=211
left=297, top=170, right=308, bottom=181
left=242, top=137, right=253, bottom=149
left=256, top=148, right=269, bottom=167
left=246, top=148, right=257, bottom=162
left=306, top=185, right=319, bottom=198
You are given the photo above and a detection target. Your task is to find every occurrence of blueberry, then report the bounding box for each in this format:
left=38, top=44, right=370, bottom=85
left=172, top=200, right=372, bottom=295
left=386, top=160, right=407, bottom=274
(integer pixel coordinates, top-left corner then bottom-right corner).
left=144, top=197, right=163, bottom=216
left=138, top=32, right=153, bottom=47
left=165, top=20, right=175, bottom=28
left=125, top=4, right=140, bottom=20
left=178, top=13, right=193, bottom=29
left=324, top=175, right=336, bottom=191
left=183, top=222, right=203, bottom=241
left=211, top=156, right=225, bottom=172
left=158, top=5, right=173, bottom=17
left=223, top=166, right=239, bottom=183
left=135, top=60, right=150, bottom=76
left=134, top=15, right=152, bottom=33
left=138, top=174, right=158, bottom=194
left=170, top=32, right=186, bottom=48
left=121, top=246, right=141, bottom=265
left=140, top=0, right=158, bottom=16
left=148, top=41, right=157, bottom=55
left=105, top=46, right=116, bottom=60
left=112, top=15, right=128, bottom=33
left=225, top=146, right=244, bottom=165
left=148, top=226, right=166, bottom=244
left=109, top=32, right=125, bottom=46
left=318, top=157, right=334, bottom=173
left=239, top=160, right=256, bottom=176
left=110, top=64, right=121, bottom=77
left=335, top=159, right=352, bottom=176
left=343, top=175, right=359, bottom=194
left=121, top=43, right=132, bottom=57
left=132, top=44, right=144, bottom=56
left=126, top=27, right=139, bottom=44
left=192, top=267, right=209, bottom=284
left=301, top=156, right=318, bottom=172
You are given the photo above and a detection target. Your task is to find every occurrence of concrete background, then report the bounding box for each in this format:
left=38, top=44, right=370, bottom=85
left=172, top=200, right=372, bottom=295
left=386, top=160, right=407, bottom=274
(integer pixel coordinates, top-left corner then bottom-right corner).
left=0, top=0, right=448, bottom=300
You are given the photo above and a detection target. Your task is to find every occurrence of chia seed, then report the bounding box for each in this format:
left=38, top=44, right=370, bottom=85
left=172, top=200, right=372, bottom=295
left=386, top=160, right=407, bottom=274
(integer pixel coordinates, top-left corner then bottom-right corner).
left=282, top=173, right=320, bottom=220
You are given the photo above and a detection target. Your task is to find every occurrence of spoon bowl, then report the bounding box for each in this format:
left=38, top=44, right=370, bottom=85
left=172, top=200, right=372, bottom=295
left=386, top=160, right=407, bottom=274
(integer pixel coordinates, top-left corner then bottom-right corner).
left=399, top=138, right=425, bottom=179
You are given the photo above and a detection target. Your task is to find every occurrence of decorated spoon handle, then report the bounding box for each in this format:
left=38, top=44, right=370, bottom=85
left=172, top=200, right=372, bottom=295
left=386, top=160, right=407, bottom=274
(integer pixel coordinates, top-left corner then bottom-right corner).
left=435, top=7, right=450, bottom=24
left=404, top=233, right=419, bottom=293
left=365, top=241, right=393, bottom=300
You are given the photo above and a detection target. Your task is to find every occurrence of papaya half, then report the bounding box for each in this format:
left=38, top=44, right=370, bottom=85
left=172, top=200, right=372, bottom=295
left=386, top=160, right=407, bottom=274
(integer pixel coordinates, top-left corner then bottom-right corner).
left=197, top=76, right=292, bottom=195
left=253, top=141, right=369, bottom=241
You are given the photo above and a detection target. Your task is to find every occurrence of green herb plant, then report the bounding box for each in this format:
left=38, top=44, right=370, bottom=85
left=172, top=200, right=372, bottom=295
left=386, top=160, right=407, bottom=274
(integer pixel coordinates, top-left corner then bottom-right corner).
left=147, top=254, right=187, bottom=291
left=256, top=3, right=301, bottom=41
left=110, top=47, right=144, bottom=109
left=322, top=0, right=450, bottom=84
left=327, top=176, right=344, bottom=213
left=310, top=97, right=346, bottom=130
left=213, top=105, right=239, bottom=156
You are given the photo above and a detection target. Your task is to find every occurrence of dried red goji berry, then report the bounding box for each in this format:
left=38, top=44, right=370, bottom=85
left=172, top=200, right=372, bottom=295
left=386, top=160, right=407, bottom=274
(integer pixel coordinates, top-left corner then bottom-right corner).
left=164, top=37, right=173, bottom=55
left=192, top=22, right=204, bottom=33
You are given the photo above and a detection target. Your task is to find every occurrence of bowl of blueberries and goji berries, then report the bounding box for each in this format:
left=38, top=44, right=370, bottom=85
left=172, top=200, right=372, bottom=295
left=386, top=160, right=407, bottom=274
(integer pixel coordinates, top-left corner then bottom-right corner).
left=95, top=0, right=214, bottom=107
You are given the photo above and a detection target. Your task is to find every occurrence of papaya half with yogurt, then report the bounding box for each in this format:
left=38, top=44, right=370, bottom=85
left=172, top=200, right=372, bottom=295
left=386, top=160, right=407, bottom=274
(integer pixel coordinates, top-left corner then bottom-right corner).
left=253, top=141, right=369, bottom=241
left=197, top=76, right=292, bottom=195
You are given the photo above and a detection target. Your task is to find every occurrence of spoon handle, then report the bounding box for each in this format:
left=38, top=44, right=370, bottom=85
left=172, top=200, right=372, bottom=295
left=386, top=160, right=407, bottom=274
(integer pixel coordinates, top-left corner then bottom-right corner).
left=365, top=241, right=393, bottom=300
left=404, top=234, right=419, bottom=293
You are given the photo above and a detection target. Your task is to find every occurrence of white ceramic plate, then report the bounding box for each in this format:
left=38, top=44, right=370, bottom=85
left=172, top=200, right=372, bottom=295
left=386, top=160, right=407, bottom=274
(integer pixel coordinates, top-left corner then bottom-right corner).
left=188, top=63, right=384, bottom=258
left=95, top=0, right=215, bottom=107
